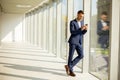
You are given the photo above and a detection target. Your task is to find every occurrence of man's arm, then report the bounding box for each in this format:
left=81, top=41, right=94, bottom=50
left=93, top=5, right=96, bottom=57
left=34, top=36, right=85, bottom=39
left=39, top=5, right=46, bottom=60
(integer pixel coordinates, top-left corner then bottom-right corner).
left=81, top=25, right=88, bottom=35
left=70, top=21, right=82, bottom=35
left=82, top=30, right=87, bottom=34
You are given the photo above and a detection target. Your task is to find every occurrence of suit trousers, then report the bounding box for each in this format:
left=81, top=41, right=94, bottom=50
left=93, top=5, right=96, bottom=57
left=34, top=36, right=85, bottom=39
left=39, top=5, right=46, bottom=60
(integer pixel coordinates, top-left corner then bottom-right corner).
left=68, top=43, right=84, bottom=72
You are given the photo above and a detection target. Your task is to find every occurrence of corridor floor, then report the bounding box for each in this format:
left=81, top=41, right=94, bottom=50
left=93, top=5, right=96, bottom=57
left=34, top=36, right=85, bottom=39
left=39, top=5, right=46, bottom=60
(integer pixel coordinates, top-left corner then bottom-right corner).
left=0, top=42, right=99, bottom=80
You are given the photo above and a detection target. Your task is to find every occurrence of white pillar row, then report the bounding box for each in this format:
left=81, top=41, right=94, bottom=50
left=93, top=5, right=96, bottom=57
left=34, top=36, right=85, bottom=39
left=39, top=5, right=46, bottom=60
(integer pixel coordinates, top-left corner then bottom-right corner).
left=36, top=10, right=39, bottom=46
left=31, top=12, right=34, bottom=45
left=29, top=13, right=32, bottom=44
left=38, top=9, right=42, bottom=48
left=42, top=7, right=47, bottom=50
left=40, top=9, right=44, bottom=49
left=34, top=10, right=38, bottom=46
left=48, top=5, right=53, bottom=53
left=22, top=15, right=25, bottom=42
left=46, top=6, right=49, bottom=51
left=27, top=13, right=30, bottom=43
left=33, top=11, right=36, bottom=45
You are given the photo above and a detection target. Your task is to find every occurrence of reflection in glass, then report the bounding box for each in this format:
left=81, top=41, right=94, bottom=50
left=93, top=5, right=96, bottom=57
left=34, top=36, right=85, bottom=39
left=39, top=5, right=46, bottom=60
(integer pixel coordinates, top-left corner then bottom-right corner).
left=90, top=0, right=112, bottom=80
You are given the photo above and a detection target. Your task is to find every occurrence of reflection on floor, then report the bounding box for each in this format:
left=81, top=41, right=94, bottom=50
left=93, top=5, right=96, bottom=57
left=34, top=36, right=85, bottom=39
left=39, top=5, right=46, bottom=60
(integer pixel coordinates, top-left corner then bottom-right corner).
left=0, top=42, right=99, bottom=80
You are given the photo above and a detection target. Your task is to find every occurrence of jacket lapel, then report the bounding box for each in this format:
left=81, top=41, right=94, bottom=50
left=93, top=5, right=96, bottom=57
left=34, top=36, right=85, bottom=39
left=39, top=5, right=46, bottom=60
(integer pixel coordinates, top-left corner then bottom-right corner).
left=74, top=19, right=79, bottom=29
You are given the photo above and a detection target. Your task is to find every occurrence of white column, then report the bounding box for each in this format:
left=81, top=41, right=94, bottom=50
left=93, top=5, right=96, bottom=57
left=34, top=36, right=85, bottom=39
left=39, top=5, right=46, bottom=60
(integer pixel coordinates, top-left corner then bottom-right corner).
left=48, top=6, right=53, bottom=53
left=42, top=8, right=47, bottom=50
left=33, top=11, right=36, bottom=45
left=25, top=15, right=28, bottom=43
left=110, top=0, right=120, bottom=80
left=46, top=6, right=49, bottom=51
left=82, top=0, right=91, bottom=73
left=56, top=0, right=62, bottom=57
left=31, top=12, right=34, bottom=45
left=38, top=10, right=42, bottom=48
left=34, top=11, right=38, bottom=46
left=28, top=14, right=30, bottom=43
left=22, top=15, right=26, bottom=42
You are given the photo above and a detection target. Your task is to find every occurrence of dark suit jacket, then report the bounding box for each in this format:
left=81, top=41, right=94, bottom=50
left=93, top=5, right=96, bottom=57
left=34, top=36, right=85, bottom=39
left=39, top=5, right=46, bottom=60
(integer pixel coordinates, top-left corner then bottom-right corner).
left=97, top=20, right=109, bottom=44
left=68, top=19, right=87, bottom=45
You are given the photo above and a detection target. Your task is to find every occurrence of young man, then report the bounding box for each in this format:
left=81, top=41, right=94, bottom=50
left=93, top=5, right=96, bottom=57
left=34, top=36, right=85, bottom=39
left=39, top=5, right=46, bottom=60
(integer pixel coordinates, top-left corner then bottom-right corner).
left=65, top=10, right=88, bottom=77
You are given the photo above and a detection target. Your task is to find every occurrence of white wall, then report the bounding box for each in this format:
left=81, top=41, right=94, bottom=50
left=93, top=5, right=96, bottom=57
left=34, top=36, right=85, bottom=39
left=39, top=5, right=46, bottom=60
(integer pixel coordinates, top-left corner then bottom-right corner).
left=0, top=13, right=24, bottom=42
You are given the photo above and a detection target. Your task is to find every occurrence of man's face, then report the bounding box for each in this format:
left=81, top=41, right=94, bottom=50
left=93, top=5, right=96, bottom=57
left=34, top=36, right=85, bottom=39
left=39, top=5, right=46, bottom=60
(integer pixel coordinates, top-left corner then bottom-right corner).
left=101, top=15, right=107, bottom=21
left=77, top=13, right=84, bottom=21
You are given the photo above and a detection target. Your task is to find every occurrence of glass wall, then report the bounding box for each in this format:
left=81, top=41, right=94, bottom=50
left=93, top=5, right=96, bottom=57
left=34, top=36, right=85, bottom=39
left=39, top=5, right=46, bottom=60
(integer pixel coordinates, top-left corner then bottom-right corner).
left=89, top=0, right=112, bottom=80
left=61, top=0, right=68, bottom=59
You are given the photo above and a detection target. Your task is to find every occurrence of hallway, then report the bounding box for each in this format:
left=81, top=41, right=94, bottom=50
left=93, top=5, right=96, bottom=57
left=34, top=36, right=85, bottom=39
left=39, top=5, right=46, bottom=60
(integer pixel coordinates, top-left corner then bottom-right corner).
left=0, top=43, right=98, bottom=80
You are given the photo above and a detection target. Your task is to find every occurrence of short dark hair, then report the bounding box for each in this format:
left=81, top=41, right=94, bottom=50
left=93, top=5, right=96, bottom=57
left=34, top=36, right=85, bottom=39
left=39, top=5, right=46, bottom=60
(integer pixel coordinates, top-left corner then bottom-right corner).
left=101, top=11, right=108, bottom=15
left=77, top=10, right=84, bottom=14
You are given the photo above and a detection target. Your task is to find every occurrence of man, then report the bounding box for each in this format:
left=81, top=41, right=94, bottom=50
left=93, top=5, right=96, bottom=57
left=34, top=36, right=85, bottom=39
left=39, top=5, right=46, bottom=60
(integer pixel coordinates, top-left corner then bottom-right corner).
left=65, top=10, right=88, bottom=77
left=97, top=12, right=109, bottom=49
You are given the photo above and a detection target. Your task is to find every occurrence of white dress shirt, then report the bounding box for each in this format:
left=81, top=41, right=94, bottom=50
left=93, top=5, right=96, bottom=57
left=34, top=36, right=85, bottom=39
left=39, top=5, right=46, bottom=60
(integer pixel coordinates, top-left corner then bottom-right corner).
left=77, top=21, right=81, bottom=28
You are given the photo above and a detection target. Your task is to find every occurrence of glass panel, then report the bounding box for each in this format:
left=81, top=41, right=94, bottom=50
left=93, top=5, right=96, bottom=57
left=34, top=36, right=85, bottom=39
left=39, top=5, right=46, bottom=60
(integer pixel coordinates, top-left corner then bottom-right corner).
left=90, top=0, right=112, bottom=80
left=61, top=0, right=68, bottom=59
left=73, top=0, right=83, bottom=69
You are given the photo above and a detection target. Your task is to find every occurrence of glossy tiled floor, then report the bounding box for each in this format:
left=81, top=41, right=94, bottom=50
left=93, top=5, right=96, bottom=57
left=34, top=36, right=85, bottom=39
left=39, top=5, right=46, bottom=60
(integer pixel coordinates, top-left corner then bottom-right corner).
left=0, top=42, right=99, bottom=80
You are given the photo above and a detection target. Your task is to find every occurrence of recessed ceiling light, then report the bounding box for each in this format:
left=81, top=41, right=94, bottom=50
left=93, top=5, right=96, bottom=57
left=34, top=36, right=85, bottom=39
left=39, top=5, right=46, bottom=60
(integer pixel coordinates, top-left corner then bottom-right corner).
left=16, top=5, right=32, bottom=8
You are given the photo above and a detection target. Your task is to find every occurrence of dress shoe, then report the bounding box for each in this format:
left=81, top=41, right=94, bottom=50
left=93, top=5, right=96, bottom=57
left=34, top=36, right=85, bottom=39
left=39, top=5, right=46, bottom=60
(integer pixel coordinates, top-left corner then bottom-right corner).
left=69, top=71, right=76, bottom=77
left=64, top=65, right=69, bottom=75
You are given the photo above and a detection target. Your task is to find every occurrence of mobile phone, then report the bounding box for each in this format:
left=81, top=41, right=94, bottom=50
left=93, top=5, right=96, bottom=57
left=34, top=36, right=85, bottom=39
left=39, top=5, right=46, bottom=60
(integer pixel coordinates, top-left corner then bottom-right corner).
left=85, top=24, right=88, bottom=26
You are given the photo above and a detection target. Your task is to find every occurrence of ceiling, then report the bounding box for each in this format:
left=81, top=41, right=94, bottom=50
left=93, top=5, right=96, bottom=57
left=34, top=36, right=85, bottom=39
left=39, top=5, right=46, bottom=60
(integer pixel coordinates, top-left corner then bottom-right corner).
left=0, top=0, right=49, bottom=14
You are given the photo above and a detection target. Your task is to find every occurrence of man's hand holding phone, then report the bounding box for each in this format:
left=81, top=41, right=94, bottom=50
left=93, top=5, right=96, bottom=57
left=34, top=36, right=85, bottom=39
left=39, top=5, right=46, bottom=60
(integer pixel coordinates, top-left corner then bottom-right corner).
left=81, top=24, right=88, bottom=30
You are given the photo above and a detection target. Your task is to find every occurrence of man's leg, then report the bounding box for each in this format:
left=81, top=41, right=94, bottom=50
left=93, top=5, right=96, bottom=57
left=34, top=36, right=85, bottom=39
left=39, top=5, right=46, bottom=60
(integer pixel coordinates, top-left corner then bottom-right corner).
left=71, top=44, right=83, bottom=69
left=68, top=44, right=76, bottom=72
